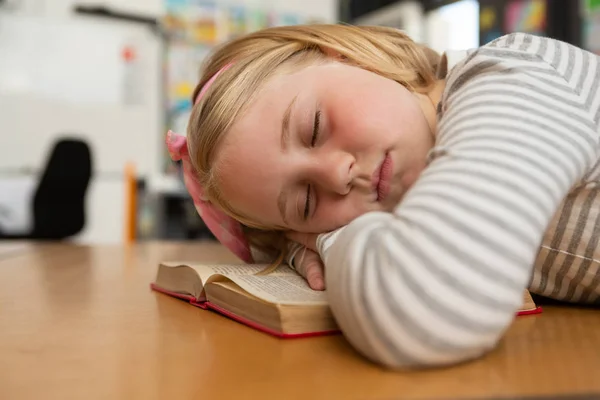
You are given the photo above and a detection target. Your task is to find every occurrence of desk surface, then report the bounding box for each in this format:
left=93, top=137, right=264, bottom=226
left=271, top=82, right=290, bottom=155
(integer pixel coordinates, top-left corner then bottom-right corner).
left=1, top=242, right=599, bottom=400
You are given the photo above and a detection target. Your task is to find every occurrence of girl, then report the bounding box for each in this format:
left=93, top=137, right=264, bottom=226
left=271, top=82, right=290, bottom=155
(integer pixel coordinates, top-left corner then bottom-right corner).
left=166, top=25, right=600, bottom=369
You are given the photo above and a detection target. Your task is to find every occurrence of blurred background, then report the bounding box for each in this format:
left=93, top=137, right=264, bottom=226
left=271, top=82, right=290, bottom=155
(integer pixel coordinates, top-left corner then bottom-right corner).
left=0, top=0, right=598, bottom=246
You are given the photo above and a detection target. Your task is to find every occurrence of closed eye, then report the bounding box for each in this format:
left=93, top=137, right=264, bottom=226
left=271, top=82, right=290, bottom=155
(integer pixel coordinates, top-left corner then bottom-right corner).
left=304, top=109, right=321, bottom=220
left=311, top=110, right=321, bottom=146
left=303, top=185, right=311, bottom=220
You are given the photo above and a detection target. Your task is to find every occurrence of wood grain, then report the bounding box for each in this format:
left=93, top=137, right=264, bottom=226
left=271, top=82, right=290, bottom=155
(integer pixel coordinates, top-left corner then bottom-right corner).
left=1, top=242, right=599, bottom=400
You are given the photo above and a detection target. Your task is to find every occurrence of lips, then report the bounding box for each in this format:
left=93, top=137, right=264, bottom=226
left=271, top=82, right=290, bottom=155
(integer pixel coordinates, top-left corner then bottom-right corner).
left=372, top=153, right=392, bottom=202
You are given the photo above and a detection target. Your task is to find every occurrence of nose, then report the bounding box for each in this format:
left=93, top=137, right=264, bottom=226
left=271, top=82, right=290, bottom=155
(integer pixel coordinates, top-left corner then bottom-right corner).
left=310, top=149, right=358, bottom=195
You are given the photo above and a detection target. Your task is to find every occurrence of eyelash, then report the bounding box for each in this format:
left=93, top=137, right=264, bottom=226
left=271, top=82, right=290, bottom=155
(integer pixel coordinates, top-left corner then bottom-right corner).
left=304, top=110, right=321, bottom=220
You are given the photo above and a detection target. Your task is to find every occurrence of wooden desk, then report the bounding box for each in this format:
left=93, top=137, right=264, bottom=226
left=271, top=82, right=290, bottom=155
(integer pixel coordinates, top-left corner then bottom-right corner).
left=1, top=242, right=599, bottom=400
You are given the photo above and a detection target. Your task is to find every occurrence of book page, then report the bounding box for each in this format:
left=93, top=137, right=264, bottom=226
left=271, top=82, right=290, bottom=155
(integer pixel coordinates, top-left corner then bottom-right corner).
left=223, top=274, right=328, bottom=306
left=160, top=262, right=295, bottom=282
left=203, top=263, right=296, bottom=277
left=160, top=261, right=223, bottom=284
left=521, top=290, right=536, bottom=311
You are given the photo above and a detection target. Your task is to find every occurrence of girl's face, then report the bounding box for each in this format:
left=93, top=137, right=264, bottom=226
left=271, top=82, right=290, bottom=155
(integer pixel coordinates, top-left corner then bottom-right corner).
left=216, top=60, right=437, bottom=234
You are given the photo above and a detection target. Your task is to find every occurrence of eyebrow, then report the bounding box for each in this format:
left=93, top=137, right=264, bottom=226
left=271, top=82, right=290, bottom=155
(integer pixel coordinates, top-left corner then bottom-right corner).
left=277, top=190, right=289, bottom=226
left=280, top=95, right=298, bottom=152
left=278, top=96, right=298, bottom=225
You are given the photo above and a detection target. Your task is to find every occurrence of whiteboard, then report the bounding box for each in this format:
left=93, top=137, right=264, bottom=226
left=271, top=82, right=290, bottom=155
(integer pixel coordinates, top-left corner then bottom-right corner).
left=0, top=14, right=162, bottom=176
left=0, top=14, right=129, bottom=104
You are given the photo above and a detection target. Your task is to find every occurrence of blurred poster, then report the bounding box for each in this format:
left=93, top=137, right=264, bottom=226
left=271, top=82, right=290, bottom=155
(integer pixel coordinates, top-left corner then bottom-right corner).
left=586, top=0, right=600, bottom=10
left=584, top=0, right=600, bottom=55
left=268, top=12, right=304, bottom=27
left=166, top=44, right=210, bottom=113
left=248, top=8, right=269, bottom=31
left=164, top=0, right=189, bottom=41
left=161, top=0, right=311, bottom=172
left=163, top=0, right=217, bottom=157
left=165, top=43, right=210, bottom=148
left=504, top=0, right=546, bottom=35
left=227, top=5, right=248, bottom=39
left=164, top=0, right=218, bottom=44
left=188, top=0, right=218, bottom=44
left=479, top=0, right=547, bottom=45
left=479, top=0, right=505, bottom=44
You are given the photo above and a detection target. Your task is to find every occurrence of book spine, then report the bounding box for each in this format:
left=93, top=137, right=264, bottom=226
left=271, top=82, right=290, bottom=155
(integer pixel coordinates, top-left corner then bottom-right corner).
left=150, top=283, right=207, bottom=308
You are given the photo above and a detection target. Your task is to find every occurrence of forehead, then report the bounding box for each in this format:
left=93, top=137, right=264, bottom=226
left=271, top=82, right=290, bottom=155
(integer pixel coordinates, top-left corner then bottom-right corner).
left=213, top=69, right=303, bottom=227
left=219, top=69, right=299, bottom=160
left=221, top=60, right=340, bottom=142
left=218, top=60, right=338, bottom=161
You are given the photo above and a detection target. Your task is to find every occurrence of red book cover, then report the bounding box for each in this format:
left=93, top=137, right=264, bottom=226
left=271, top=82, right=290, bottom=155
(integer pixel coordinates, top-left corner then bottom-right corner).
left=150, top=283, right=338, bottom=338
left=151, top=284, right=541, bottom=338
left=516, top=307, right=543, bottom=316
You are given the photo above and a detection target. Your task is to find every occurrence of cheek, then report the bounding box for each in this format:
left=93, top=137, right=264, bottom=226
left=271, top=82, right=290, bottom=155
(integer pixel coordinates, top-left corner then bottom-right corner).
left=325, top=84, right=413, bottom=146
left=217, top=142, right=283, bottom=224
left=313, top=194, right=372, bottom=231
left=325, top=97, right=378, bottom=148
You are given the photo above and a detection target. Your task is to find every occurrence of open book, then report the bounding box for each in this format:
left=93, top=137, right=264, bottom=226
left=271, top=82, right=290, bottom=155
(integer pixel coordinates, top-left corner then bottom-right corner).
left=151, top=262, right=337, bottom=338
left=151, top=262, right=542, bottom=338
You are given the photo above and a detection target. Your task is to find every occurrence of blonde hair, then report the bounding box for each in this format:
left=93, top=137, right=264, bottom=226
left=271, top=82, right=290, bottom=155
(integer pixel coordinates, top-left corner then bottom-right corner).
left=187, top=24, right=440, bottom=263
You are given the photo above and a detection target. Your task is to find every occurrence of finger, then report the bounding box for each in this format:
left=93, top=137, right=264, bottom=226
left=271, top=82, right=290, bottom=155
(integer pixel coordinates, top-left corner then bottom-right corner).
left=304, top=258, right=325, bottom=291
left=294, top=249, right=325, bottom=290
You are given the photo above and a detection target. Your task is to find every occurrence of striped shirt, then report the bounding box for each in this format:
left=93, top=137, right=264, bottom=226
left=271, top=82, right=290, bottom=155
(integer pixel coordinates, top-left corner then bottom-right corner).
left=315, top=33, right=600, bottom=369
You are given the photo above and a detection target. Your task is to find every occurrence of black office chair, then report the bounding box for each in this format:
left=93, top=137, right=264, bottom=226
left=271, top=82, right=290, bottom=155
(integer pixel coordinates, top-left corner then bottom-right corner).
left=0, top=138, right=92, bottom=240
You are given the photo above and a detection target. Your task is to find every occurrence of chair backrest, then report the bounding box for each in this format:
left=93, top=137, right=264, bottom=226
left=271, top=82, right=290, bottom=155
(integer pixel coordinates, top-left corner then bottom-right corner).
left=32, top=138, right=92, bottom=239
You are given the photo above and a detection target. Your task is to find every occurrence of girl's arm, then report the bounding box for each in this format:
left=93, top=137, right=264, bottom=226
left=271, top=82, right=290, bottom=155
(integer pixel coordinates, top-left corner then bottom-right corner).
left=317, top=33, right=600, bottom=368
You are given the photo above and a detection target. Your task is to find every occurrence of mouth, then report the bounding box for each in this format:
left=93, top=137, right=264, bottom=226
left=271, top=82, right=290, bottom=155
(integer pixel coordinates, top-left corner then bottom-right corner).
left=372, top=152, right=392, bottom=202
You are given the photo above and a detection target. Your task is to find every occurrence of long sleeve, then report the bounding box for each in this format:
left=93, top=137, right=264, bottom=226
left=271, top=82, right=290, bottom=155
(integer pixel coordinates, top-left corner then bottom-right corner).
left=285, top=240, right=304, bottom=269
left=318, top=33, right=600, bottom=368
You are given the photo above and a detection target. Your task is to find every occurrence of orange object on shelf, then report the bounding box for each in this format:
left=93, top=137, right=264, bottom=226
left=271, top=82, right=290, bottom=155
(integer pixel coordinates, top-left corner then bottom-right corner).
left=124, top=162, right=137, bottom=244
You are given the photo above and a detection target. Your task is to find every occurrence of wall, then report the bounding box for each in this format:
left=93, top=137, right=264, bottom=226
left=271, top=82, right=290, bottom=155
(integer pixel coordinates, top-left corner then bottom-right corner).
left=425, top=0, right=479, bottom=53
left=0, top=9, right=163, bottom=244
left=350, top=0, right=479, bottom=52
left=2, top=0, right=163, bottom=17
left=0, top=0, right=337, bottom=244
left=4, top=0, right=335, bottom=21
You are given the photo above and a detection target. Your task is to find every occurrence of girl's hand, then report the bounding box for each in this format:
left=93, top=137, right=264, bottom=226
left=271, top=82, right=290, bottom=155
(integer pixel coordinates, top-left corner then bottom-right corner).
left=293, top=247, right=325, bottom=291
left=286, top=232, right=323, bottom=290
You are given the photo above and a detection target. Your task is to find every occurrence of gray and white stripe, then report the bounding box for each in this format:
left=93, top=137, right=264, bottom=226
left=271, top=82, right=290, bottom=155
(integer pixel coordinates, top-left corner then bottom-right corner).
left=318, top=33, right=600, bottom=369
